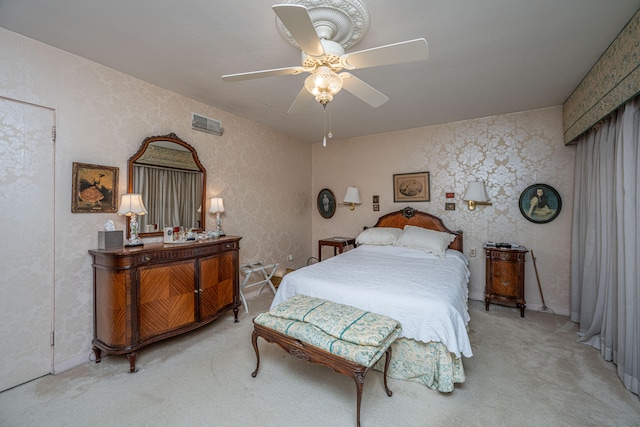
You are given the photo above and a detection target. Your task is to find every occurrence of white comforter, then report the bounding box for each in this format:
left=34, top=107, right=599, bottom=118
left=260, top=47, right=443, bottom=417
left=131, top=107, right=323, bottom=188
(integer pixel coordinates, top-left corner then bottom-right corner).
left=271, top=245, right=473, bottom=358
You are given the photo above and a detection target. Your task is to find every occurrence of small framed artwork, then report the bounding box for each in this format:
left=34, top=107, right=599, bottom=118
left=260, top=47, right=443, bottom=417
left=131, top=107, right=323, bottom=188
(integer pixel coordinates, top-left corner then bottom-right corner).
left=446, top=192, right=455, bottom=199
left=71, top=162, right=118, bottom=213
left=373, top=204, right=380, bottom=211
left=445, top=202, right=456, bottom=211
left=393, top=171, right=430, bottom=202
left=519, top=183, right=562, bottom=224
left=372, top=195, right=379, bottom=203
left=317, top=188, right=336, bottom=219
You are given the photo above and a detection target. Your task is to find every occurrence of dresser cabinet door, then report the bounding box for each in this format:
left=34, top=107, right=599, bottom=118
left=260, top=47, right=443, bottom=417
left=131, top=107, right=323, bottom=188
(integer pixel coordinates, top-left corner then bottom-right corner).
left=199, top=251, right=236, bottom=321
left=94, top=268, right=130, bottom=347
left=138, top=259, right=196, bottom=341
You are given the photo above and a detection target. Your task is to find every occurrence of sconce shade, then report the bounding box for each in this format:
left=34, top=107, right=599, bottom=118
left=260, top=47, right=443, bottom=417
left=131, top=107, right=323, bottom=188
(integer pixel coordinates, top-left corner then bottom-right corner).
left=343, top=187, right=361, bottom=204
left=463, top=181, right=491, bottom=211
left=342, top=186, right=361, bottom=211
left=463, top=181, right=490, bottom=202
left=209, top=198, right=225, bottom=214
left=117, top=193, right=147, bottom=216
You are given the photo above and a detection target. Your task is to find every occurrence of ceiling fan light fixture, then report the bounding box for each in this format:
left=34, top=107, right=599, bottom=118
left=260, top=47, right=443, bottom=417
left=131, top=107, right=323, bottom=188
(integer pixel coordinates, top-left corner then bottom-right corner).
left=305, top=66, right=343, bottom=106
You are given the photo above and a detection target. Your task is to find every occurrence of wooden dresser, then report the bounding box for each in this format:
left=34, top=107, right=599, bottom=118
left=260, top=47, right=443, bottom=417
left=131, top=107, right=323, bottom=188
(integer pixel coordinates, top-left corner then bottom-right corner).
left=89, top=236, right=241, bottom=372
left=484, top=245, right=527, bottom=317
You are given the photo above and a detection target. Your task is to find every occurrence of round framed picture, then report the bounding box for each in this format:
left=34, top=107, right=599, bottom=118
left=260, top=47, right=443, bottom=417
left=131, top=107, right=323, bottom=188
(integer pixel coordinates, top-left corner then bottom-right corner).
left=317, top=188, right=336, bottom=219
left=519, top=183, right=562, bottom=224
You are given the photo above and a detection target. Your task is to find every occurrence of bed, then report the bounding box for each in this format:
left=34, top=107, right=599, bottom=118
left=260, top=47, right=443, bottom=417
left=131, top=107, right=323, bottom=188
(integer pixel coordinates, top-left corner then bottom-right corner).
left=271, top=207, right=472, bottom=392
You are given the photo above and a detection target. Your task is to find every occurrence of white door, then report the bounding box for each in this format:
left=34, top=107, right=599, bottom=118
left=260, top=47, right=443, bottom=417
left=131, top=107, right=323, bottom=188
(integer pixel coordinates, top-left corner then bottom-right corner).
left=0, top=98, right=55, bottom=391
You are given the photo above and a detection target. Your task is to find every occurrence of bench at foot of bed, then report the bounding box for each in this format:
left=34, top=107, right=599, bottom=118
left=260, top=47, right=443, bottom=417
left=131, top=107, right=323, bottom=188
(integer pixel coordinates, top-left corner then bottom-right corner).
left=251, top=294, right=402, bottom=427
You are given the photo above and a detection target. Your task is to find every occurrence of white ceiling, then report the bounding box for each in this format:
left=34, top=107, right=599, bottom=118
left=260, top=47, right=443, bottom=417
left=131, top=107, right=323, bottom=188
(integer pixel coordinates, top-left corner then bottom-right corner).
left=1, top=0, right=638, bottom=143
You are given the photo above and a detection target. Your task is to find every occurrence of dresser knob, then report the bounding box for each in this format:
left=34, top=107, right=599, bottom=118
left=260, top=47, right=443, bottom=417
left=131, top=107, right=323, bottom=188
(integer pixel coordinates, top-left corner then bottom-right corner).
left=143, top=256, right=151, bottom=262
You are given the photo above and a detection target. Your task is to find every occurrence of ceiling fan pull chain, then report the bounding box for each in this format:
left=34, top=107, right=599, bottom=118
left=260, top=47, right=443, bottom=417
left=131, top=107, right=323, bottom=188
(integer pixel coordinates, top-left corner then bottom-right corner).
left=328, top=104, right=333, bottom=139
left=323, top=105, right=327, bottom=147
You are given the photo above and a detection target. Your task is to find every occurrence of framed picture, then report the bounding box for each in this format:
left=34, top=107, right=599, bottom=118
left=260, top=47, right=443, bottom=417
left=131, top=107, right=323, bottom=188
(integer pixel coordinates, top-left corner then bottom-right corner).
left=317, top=188, right=336, bottom=219
left=519, top=183, right=562, bottom=224
left=445, top=202, right=456, bottom=211
left=373, top=204, right=380, bottom=211
left=393, top=171, right=430, bottom=202
left=71, top=162, right=119, bottom=213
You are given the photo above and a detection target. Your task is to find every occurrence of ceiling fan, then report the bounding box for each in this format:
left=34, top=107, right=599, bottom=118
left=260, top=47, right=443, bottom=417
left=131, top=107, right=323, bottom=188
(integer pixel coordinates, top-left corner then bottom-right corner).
left=221, top=1, right=429, bottom=113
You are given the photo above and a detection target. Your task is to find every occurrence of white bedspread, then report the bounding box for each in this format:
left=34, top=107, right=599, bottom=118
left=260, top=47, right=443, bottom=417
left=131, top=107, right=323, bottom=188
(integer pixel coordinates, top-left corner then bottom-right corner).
left=271, top=245, right=473, bottom=358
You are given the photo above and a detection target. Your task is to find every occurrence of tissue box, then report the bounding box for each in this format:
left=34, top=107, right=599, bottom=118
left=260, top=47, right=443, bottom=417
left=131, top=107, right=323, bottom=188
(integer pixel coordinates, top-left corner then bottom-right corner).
left=98, top=231, right=123, bottom=250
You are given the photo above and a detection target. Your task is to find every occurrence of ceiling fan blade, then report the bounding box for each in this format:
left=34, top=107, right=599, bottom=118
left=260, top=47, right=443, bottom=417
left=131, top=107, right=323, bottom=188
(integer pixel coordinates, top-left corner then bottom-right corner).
left=273, top=4, right=324, bottom=57
left=288, top=86, right=314, bottom=114
left=339, top=73, right=389, bottom=108
left=221, top=66, right=304, bottom=83
left=341, top=38, right=429, bottom=70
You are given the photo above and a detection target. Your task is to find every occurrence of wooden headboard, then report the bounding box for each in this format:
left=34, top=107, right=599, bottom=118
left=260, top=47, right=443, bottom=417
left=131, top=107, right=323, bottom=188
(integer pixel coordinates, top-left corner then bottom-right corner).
left=371, top=207, right=463, bottom=252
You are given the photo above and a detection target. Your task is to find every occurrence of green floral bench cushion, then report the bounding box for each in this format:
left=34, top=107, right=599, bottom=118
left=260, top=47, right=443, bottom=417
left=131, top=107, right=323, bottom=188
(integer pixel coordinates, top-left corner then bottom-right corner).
left=255, top=294, right=402, bottom=367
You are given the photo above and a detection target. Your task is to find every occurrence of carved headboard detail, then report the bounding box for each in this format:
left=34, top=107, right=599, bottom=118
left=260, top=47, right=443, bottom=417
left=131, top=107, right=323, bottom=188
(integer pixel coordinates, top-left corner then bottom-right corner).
left=371, top=207, right=463, bottom=252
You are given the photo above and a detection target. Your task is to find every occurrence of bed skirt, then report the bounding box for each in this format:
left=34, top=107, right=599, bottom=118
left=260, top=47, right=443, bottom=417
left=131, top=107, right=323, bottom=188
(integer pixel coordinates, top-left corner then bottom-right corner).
left=373, top=338, right=465, bottom=393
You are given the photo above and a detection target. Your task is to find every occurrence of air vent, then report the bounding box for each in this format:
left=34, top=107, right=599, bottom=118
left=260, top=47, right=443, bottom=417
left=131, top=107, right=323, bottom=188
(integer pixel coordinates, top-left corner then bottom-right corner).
left=191, top=113, right=223, bottom=136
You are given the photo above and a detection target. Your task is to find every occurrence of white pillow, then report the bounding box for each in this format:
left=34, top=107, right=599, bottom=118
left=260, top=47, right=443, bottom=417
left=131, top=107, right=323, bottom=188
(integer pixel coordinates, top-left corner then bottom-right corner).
left=396, top=225, right=455, bottom=257
left=356, top=227, right=402, bottom=246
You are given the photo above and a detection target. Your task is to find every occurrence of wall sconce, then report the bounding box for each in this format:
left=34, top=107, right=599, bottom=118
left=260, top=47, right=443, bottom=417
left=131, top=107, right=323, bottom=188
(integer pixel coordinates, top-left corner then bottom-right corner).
left=341, top=186, right=361, bottom=210
left=463, top=181, right=492, bottom=211
left=117, top=193, right=147, bottom=246
left=209, top=197, right=225, bottom=236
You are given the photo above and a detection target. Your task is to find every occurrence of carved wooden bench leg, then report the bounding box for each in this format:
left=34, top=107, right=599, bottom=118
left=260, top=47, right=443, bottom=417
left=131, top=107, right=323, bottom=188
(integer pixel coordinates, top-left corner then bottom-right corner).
left=382, top=347, right=393, bottom=397
left=251, top=329, right=260, bottom=377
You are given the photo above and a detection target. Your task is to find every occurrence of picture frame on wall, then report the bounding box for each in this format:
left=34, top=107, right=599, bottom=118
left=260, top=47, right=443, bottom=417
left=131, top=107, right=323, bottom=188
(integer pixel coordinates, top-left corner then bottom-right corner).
left=71, top=162, right=119, bottom=213
left=317, top=188, right=336, bottom=219
left=518, top=183, right=562, bottom=224
left=393, top=171, right=430, bottom=202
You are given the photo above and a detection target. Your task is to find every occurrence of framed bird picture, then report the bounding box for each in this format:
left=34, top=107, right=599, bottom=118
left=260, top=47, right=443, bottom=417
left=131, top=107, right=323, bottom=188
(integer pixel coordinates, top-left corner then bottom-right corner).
left=71, top=162, right=119, bottom=213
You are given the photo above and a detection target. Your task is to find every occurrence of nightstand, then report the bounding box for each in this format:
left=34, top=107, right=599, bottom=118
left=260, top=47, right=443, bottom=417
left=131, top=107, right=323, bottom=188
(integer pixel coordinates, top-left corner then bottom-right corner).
left=484, top=244, right=528, bottom=317
left=318, top=237, right=355, bottom=261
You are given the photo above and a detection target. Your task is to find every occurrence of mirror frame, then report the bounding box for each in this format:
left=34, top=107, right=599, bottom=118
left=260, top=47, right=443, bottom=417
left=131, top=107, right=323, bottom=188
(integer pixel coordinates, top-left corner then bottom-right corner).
left=127, top=132, right=206, bottom=238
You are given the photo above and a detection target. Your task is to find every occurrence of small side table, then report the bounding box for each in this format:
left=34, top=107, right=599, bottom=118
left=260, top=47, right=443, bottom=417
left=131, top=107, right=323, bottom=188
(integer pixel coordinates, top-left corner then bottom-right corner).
left=240, top=261, right=279, bottom=313
left=318, top=237, right=355, bottom=261
left=484, top=245, right=527, bottom=317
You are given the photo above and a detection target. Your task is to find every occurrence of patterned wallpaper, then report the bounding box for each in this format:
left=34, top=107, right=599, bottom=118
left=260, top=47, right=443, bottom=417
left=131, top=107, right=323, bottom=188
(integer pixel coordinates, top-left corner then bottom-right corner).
left=563, top=9, right=640, bottom=143
left=312, top=107, right=575, bottom=316
left=0, top=28, right=310, bottom=371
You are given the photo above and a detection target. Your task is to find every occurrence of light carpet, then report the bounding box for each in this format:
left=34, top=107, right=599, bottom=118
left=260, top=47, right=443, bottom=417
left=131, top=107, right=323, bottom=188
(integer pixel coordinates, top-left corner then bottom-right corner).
left=1, top=292, right=639, bottom=427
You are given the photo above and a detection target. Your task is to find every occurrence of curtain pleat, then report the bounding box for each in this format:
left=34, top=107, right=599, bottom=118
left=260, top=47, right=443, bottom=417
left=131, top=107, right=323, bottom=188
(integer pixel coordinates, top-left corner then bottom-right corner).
left=570, top=96, right=640, bottom=395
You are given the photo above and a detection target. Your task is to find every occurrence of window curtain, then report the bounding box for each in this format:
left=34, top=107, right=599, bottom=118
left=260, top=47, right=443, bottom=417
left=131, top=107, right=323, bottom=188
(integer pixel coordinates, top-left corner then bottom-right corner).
left=570, top=95, right=640, bottom=395
left=134, top=164, right=202, bottom=231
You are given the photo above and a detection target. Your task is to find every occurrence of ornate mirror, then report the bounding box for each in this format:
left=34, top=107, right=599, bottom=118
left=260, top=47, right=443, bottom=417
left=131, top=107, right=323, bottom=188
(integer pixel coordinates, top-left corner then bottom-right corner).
left=127, top=133, right=206, bottom=238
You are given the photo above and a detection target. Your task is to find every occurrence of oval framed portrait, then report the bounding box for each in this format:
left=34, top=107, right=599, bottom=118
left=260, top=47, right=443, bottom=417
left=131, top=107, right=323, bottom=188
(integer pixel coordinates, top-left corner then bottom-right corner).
left=317, top=188, right=336, bottom=219
left=519, top=183, right=562, bottom=224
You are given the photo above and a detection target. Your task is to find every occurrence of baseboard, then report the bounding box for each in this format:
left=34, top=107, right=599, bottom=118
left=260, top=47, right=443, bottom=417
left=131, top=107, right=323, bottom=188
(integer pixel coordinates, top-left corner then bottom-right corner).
left=53, top=352, right=90, bottom=374
left=468, top=292, right=569, bottom=316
